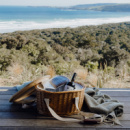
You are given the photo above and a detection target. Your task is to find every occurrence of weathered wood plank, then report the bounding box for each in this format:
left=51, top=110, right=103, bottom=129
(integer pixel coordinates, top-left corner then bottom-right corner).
left=0, top=104, right=37, bottom=112
left=0, top=87, right=129, bottom=129
left=0, top=99, right=128, bottom=113
left=0, top=95, right=13, bottom=100
left=0, top=104, right=26, bottom=112
left=0, top=100, right=36, bottom=105
left=0, top=90, right=17, bottom=95
left=118, top=114, right=130, bottom=121
left=109, top=97, right=130, bottom=102
left=100, top=90, right=130, bottom=97
left=0, top=111, right=128, bottom=121
left=0, top=127, right=96, bottom=130
left=0, top=90, right=16, bottom=95
left=0, top=87, right=17, bottom=90
left=100, top=88, right=130, bottom=90
left=0, top=100, right=11, bottom=105
left=0, top=127, right=100, bottom=130
left=0, top=119, right=129, bottom=128
left=0, top=87, right=17, bottom=95
left=0, top=89, right=16, bottom=91
left=0, top=102, right=129, bottom=114
left=0, top=112, right=37, bottom=119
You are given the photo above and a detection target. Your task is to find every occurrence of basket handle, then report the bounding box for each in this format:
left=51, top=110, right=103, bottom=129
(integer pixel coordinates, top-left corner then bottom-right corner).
left=44, top=97, right=81, bottom=122
left=44, top=98, right=103, bottom=123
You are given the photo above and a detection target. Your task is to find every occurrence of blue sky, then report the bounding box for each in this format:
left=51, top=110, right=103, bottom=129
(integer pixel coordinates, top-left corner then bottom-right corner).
left=0, top=0, right=130, bottom=6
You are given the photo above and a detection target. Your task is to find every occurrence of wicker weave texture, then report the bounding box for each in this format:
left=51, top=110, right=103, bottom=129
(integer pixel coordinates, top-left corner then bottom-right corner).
left=36, top=85, right=85, bottom=116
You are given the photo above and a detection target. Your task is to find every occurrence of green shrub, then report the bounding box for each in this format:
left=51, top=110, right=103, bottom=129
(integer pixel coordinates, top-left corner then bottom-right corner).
left=85, top=61, right=98, bottom=72
left=127, top=60, right=130, bottom=67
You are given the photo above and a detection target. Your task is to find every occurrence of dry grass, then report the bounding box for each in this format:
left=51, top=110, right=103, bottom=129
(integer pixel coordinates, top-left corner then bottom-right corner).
left=80, top=63, right=130, bottom=88
left=0, top=63, right=25, bottom=86
left=0, top=78, right=6, bottom=86
left=7, top=63, right=24, bottom=77
left=46, top=66, right=55, bottom=78
left=103, top=77, right=130, bottom=88
left=75, top=68, right=88, bottom=80
left=86, top=73, right=98, bottom=87
left=0, top=77, right=19, bottom=86
left=1, top=63, right=48, bottom=86
left=0, top=62, right=129, bottom=88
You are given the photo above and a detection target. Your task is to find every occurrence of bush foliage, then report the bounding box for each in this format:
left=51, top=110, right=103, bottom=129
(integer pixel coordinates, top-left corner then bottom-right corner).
left=0, top=22, right=130, bottom=79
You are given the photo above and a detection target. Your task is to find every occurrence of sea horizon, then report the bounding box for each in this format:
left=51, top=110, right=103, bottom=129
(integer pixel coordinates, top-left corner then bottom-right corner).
left=0, top=6, right=130, bottom=33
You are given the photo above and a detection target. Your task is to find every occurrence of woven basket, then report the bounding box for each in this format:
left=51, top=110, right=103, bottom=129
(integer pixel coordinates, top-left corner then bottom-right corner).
left=36, top=82, right=85, bottom=116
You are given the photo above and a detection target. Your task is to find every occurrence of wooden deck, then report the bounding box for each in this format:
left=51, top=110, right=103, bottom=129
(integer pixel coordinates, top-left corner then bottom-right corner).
left=0, top=86, right=130, bottom=130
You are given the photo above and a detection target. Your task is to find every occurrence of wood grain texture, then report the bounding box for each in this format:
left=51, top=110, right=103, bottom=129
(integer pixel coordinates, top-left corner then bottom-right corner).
left=100, top=91, right=130, bottom=97
left=0, top=112, right=129, bottom=121
left=0, top=87, right=130, bottom=129
left=0, top=119, right=129, bottom=128
left=0, top=91, right=17, bottom=95
left=0, top=127, right=96, bottom=130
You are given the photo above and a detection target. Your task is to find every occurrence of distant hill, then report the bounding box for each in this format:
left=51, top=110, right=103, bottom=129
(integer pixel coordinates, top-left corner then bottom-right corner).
left=70, top=3, right=117, bottom=9
left=69, top=3, right=130, bottom=12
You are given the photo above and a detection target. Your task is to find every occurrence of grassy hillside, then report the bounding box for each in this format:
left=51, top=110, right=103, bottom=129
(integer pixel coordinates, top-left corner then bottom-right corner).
left=0, top=22, right=130, bottom=87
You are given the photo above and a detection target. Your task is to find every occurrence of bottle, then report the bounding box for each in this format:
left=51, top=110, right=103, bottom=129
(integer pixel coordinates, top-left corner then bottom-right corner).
left=64, top=73, right=77, bottom=91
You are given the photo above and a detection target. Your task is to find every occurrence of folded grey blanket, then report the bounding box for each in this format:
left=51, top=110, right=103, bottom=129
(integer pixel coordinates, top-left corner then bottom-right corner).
left=84, top=87, right=123, bottom=125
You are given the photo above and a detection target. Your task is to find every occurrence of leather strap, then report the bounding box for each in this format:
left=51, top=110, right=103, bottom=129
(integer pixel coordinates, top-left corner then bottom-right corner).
left=44, top=98, right=80, bottom=122
left=44, top=97, right=102, bottom=122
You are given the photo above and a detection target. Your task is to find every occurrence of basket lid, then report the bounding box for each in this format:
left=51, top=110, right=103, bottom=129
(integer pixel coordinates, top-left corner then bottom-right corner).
left=9, top=75, right=50, bottom=102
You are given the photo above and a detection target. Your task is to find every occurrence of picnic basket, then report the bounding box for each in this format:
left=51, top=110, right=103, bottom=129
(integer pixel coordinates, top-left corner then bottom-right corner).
left=36, top=82, right=85, bottom=116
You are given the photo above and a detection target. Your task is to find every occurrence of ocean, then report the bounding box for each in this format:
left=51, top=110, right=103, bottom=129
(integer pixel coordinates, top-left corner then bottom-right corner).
left=0, top=6, right=130, bottom=33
